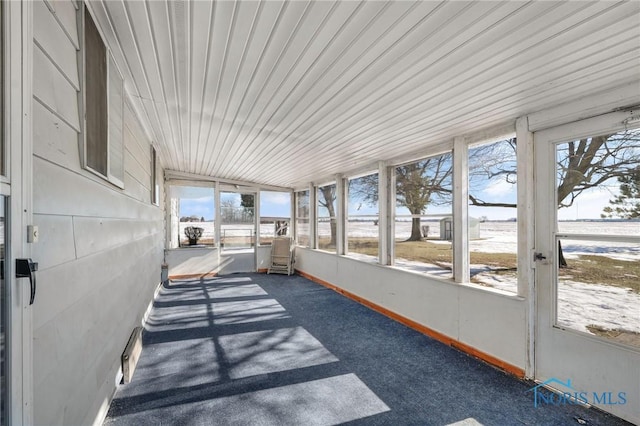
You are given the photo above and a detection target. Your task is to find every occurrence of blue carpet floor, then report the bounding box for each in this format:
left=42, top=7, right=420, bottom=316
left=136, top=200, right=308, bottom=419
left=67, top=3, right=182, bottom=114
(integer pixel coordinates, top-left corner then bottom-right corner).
left=104, top=273, right=631, bottom=426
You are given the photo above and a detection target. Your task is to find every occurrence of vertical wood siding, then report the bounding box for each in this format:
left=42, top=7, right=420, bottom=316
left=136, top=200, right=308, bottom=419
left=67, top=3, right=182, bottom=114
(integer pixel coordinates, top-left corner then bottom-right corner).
left=30, top=1, right=164, bottom=424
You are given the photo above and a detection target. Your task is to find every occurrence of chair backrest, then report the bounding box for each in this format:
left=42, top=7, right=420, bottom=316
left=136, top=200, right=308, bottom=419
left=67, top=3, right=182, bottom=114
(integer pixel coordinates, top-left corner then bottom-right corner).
left=272, top=237, right=292, bottom=257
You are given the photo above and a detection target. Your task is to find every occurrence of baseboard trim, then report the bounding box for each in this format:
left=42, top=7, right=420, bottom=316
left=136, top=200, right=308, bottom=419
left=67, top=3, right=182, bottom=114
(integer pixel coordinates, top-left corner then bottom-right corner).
left=296, top=269, right=525, bottom=378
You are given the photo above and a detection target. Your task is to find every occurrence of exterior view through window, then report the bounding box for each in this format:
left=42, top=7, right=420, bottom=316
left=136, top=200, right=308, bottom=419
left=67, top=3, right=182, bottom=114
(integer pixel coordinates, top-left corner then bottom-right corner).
left=317, top=183, right=337, bottom=252
left=347, top=173, right=379, bottom=259
left=295, top=190, right=310, bottom=247
left=172, top=185, right=215, bottom=247
left=393, top=153, right=453, bottom=278
left=555, top=127, right=639, bottom=348
left=220, top=192, right=254, bottom=250
left=468, top=139, right=518, bottom=292
left=259, top=191, right=291, bottom=245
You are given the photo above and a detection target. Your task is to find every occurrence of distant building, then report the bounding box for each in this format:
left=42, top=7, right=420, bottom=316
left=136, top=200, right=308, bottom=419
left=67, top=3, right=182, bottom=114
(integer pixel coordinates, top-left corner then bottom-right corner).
left=439, top=216, right=480, bottom=240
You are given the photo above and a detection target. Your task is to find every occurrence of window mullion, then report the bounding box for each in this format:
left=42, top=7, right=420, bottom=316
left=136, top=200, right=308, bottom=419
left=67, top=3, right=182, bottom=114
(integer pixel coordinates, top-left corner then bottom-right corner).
left=516, top=116, right=535, bottom=299
left=309, top=183, right=317, bottom=250
left=453, top=136, right=469, bottom=283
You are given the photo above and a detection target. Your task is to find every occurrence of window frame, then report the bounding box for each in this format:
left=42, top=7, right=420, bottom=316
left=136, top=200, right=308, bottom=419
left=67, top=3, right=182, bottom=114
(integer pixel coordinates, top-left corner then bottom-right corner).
left=346, top=171, right=380, bottom=260
left=168, top=182, right=216, bottom=249
left=465, top=137, right=519, bottom=292
left=151, top=145, right=160, bottom=206
left=295, top=190, right=310, bottom=247
left=258, top=190, right=292, bottom=246
left=0, top=0, right=4, bottom=180
left=81, top=3, right=125, bottom=188
left=390, top=151, right=454, bottom=277
left=316, top=182, right=337, bottom=253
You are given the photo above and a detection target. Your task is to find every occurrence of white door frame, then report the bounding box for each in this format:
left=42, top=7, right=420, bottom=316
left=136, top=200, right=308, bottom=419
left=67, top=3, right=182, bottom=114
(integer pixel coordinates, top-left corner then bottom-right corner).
left=533, top=110, right=640, bottom=424
left=4, top=1, right=33, bottom=424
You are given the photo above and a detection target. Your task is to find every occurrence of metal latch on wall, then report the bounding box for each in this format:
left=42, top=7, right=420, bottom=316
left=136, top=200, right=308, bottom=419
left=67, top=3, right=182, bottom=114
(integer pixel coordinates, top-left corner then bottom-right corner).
left=534, top=252, right=547, bottom=261
left=16, top=258, right=38, bottom=305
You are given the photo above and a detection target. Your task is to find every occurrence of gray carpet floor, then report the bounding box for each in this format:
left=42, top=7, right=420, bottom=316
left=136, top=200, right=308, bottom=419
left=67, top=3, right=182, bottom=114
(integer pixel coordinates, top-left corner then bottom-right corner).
left=104, top=273, right=631, bottom=426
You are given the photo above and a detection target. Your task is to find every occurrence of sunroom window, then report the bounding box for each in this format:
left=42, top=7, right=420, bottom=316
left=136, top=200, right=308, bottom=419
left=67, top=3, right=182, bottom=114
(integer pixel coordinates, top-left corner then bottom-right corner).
left=347, top=172, right=379, bottom=260
left=393, top=153, right=453, bottom=278
left=295, top=190, right=310, bottom=247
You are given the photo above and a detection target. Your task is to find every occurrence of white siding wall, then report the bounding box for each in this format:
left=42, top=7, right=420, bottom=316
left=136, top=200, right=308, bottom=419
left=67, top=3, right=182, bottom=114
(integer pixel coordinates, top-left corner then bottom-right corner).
left=31, top=1, right=165, bottom=425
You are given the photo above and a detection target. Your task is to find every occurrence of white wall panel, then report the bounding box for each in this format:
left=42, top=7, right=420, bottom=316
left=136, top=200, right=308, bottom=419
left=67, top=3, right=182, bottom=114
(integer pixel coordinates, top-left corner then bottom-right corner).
left=49, top=0, right=79, bottom=48
left=219, top=251, right=255, bottom=275
left=73, top=217, right=158, bottom=258
left=32, top=99, right=80, bottom=171
left=33, top=44, right=80, bottom=131
left=34, top=157, right=156, bottom=218
left=124, top=146, right=149, bottom=189
left=33, top=0, right=79, bottom=89
left=166, top=248, right=220, bottom=276
left=165, top=248, right=261, bottom=276
left=295, top=248, right=526, bottom=370
left=458, top=287, right=526, bottom=368
left=123, top=171, right=150, bottom=204
left=31, top=214, right=76, bottom=270
left=31, top=4, right=166, bottom=424
left=256, top=246, right=271, bottom=271
left=123, top=124, right=150, bottom=173
left=33, top=234, right=163, bottom=425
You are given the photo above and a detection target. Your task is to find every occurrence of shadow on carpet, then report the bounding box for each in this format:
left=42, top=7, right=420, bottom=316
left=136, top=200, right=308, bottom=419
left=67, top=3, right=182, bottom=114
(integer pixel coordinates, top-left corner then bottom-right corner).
left=104, top=273, right=631, bottom=426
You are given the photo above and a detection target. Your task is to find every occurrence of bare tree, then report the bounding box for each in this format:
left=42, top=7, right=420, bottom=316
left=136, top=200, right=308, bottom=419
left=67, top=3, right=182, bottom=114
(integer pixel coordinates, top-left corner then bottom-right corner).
left=470, top=132, right=640, bottom=267
left=330, top=130, right=640, bottom=252
left=396, top=155, right=453, bottom=240
left=318, top=185, right=337, bottom=246
left=468, top=138, right=517, bottom=208
left=469, top=132, right=640, bottom=210
left=221, top=197, right=238, bottom=222
left=556, top=131, right=640, bottom=209
left=351, top=155, right=453, bottom=241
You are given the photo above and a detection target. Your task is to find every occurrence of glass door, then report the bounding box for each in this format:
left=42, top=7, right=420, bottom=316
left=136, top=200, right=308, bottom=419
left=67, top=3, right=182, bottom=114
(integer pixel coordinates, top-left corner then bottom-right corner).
left=1, top=2, right=33, bottom=422
left=534, top=112, right=640, bottom=424
left=0, top=196, right=6, bottom=425
left=220, top=191, right=256, bottom=251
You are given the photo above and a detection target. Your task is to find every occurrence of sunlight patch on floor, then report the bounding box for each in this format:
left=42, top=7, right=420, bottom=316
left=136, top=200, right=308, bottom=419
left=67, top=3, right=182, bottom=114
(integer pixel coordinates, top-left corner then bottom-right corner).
left=219, top=326, right=339, bottom=379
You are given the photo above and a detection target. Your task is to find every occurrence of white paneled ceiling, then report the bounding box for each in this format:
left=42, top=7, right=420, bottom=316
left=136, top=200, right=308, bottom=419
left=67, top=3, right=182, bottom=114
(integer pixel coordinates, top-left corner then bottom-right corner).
left=90, top=0, right=640, bottom=189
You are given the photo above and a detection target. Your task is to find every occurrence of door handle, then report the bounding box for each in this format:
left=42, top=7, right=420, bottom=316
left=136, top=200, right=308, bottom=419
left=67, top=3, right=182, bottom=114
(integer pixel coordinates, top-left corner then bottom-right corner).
left=16, top=258, right=38, bottom=305
left=534, top=252, right=547, bottom=261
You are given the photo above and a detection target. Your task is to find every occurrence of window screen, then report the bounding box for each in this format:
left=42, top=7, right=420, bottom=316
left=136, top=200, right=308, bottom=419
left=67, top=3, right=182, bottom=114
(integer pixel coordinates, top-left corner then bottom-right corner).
left=84, top=7, right=108, bottom=176
left=84, top=7, right=124, bottom=187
